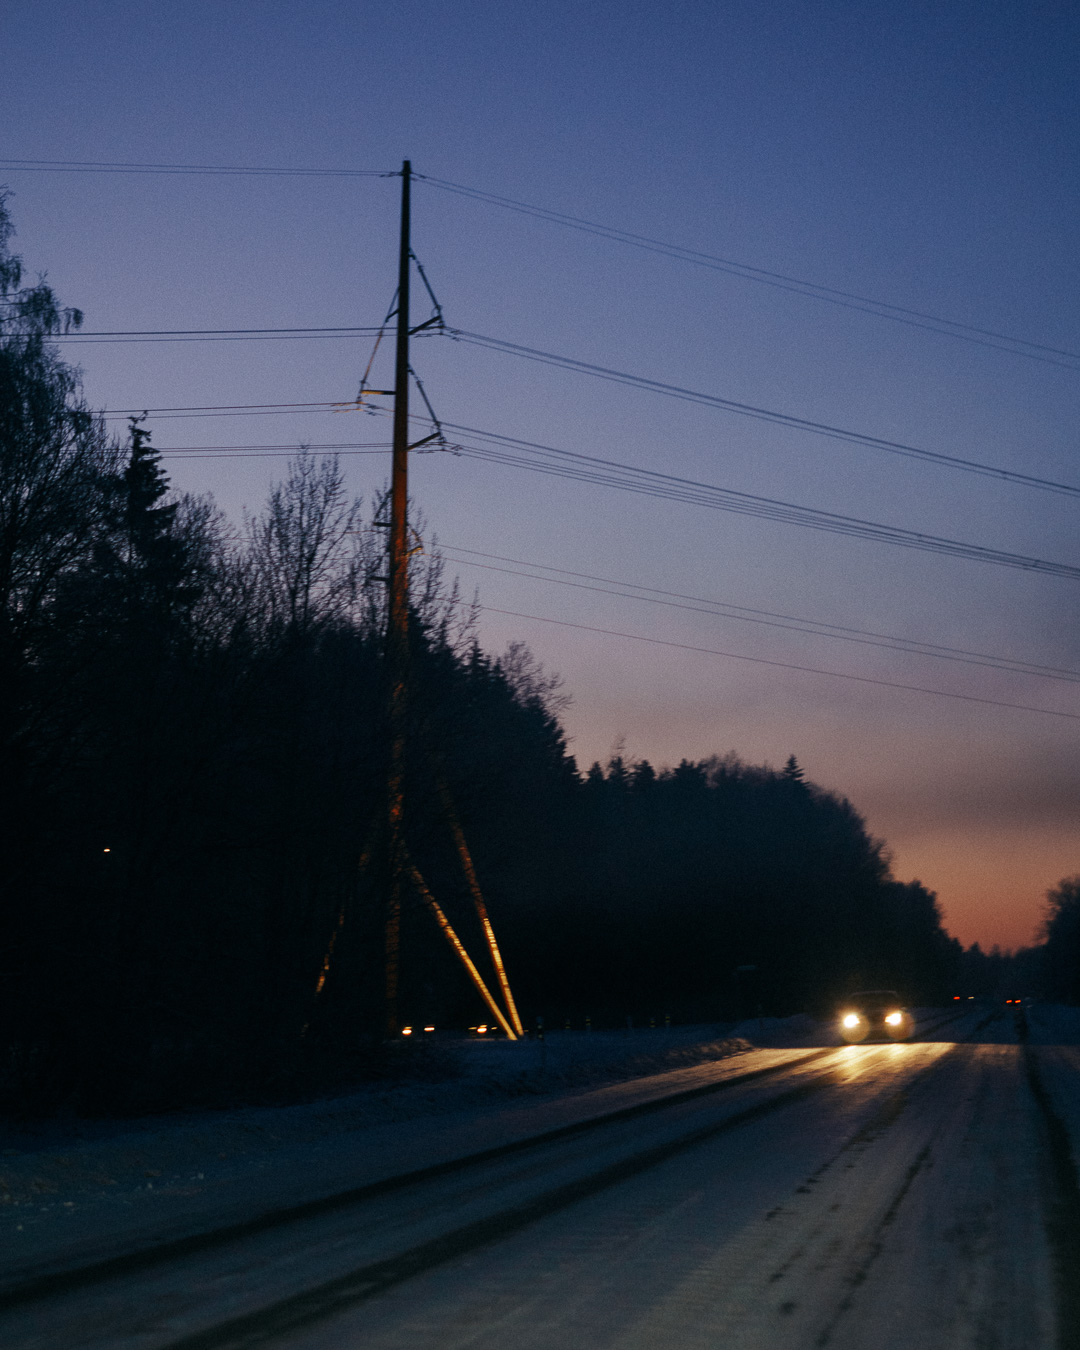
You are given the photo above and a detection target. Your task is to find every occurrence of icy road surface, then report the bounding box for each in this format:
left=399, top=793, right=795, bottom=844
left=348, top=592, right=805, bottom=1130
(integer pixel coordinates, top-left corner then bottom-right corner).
left=2, top=1007, right=1077, bottom=1350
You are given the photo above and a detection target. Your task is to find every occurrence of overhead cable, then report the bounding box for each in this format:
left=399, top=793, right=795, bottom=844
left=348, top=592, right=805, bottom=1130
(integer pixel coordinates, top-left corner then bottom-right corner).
left=159, top=443, right=391, bottom=460
left=426, top=418, right=1080, bottom=582
left=153, top=442, right=393, bottom=452
left=478, top=607, right=1080, bottom=723
left=0, top=158, right=392, bottom=178
left=442, top=546, right=1080, bottom=684
left=417, top=176, right=1080, bottom=371
left=7, top=158, right=1074, bottom=369
left=447, top=330, right=1080, bottom=499
left=54, top=326, right=385, bottom=344
left=127, top=401, right=1079, bottom=578
left=53, top=320, right=1080, bottom=498
left=99, top=400, right=359, bottom=421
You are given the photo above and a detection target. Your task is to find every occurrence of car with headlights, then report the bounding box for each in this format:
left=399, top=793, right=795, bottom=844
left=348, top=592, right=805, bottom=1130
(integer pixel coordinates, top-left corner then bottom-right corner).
left=838, top=990, right=913, bottom=1042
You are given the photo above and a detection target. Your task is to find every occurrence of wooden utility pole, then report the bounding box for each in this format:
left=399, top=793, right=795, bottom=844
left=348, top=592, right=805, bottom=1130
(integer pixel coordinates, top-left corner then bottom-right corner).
left=307, top=162, right=520, bottom=1039
left=350, top=160, right=520, bottom=1041
left=384, top=159, right=412, bottom=1037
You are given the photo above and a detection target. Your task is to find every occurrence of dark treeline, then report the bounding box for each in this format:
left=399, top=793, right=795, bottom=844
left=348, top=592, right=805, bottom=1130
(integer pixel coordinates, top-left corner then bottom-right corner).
left=1033, top=877, right=1080, bottom=1003
left=943, top=880, right=1080, bottom=1006
left=496, top=752, right=960, bottom=1026
left=2, top=199, right=966, bottom=1115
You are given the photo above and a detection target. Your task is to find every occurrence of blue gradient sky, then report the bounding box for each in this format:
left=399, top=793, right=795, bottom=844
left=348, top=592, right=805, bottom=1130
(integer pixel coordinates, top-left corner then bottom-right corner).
left=4, top=0, right=1078, bottom=948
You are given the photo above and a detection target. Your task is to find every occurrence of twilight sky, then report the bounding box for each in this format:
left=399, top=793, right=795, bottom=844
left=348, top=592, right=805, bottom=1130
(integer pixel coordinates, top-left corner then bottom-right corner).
left=3, top=0, right=1078, bottom=950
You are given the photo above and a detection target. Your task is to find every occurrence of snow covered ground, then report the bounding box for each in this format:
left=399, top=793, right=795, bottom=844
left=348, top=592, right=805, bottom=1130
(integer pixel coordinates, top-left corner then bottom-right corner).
left=0, top=1022, right=768, bottom=1269
left=0, top=1005, right=1019, bottom=1276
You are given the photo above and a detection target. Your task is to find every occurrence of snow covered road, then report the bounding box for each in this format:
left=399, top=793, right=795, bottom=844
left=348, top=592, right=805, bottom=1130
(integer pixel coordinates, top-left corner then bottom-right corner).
left=2, top=1008, right=1075, bottom=1350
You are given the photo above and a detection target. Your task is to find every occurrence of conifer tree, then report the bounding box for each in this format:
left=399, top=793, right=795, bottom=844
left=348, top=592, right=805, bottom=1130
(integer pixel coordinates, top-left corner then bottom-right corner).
left=93, top=416, right=201, bottom=631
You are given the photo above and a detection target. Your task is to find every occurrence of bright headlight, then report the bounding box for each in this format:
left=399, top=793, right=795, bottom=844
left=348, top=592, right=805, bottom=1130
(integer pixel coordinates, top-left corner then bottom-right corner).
left=842, top=1013, right=861, bottom=1029
left=885, top=1011, right=903, bottom=1025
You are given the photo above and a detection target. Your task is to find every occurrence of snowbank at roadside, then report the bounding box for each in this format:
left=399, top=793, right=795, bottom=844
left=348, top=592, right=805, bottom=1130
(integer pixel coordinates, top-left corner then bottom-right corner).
left=0, top=1024, right=758, bottom=1257
left=0, top=1005, right=1002, bottom=1271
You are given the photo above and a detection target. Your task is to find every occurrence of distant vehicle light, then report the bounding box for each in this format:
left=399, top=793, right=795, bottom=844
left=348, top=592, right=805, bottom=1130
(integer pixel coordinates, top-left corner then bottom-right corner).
left=477, top=1024, right=488, bottom=1034
left=954, top=995, right=960, bottom=1000
left=401, top=1026, right=413, bottom=1036
left=423, top=1025, right=435, bottom=1032
left=842, top=1013, right=861, bottom=1029
left=885, top=1011, right=903, bottom=1026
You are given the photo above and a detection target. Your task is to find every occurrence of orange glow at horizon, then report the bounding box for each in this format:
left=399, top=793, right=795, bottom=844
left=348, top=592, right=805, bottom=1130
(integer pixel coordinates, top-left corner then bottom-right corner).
left=886, top=824, right=1077, bottom=951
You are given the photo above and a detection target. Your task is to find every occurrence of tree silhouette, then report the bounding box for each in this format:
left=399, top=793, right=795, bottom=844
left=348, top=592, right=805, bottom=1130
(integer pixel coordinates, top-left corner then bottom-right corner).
left=0, top=199, right=970, bottom=1115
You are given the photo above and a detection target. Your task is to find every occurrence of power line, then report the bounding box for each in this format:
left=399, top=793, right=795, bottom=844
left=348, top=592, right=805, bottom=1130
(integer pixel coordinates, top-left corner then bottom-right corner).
left=7, top=159, right=1074, bottom=372
left=447, top=330, right=1080, bottom=500
left=104, top=401, right=348, bottom=411
left=478, top=606, right=1080, bottom=723
left=39, top=304, right=1077, bottom=499
left=156, top=441, right=391, bottom=451
left=162, top=451, right=386, bottom=460
left=99, top=400, right=359, bottom=421
left=66, top=320, right=1080, bottom=497
left=99, top=395, right=1080, bottom=578
left=106, top=432, right=1080, bottom=709
left=429, top=419, right=1080, bottom=582
left=119, top=402, right=1079, bottom=578
left=417, top=175, right=1080, bottom=372
left=53, top=326, right=385, bottom=344
left=0, top=158, right=392, bottom=178
left=159, top=443, right=391, bottom=460
left=58, top=327, right=381, bottom=335
left=107, top=423, right=1079, bottom=682
left=48, top=316, right=1080, bottom=498
left=106, top=408, right=358, bottom=421
left=442, top=546, right=1080, bottom=684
